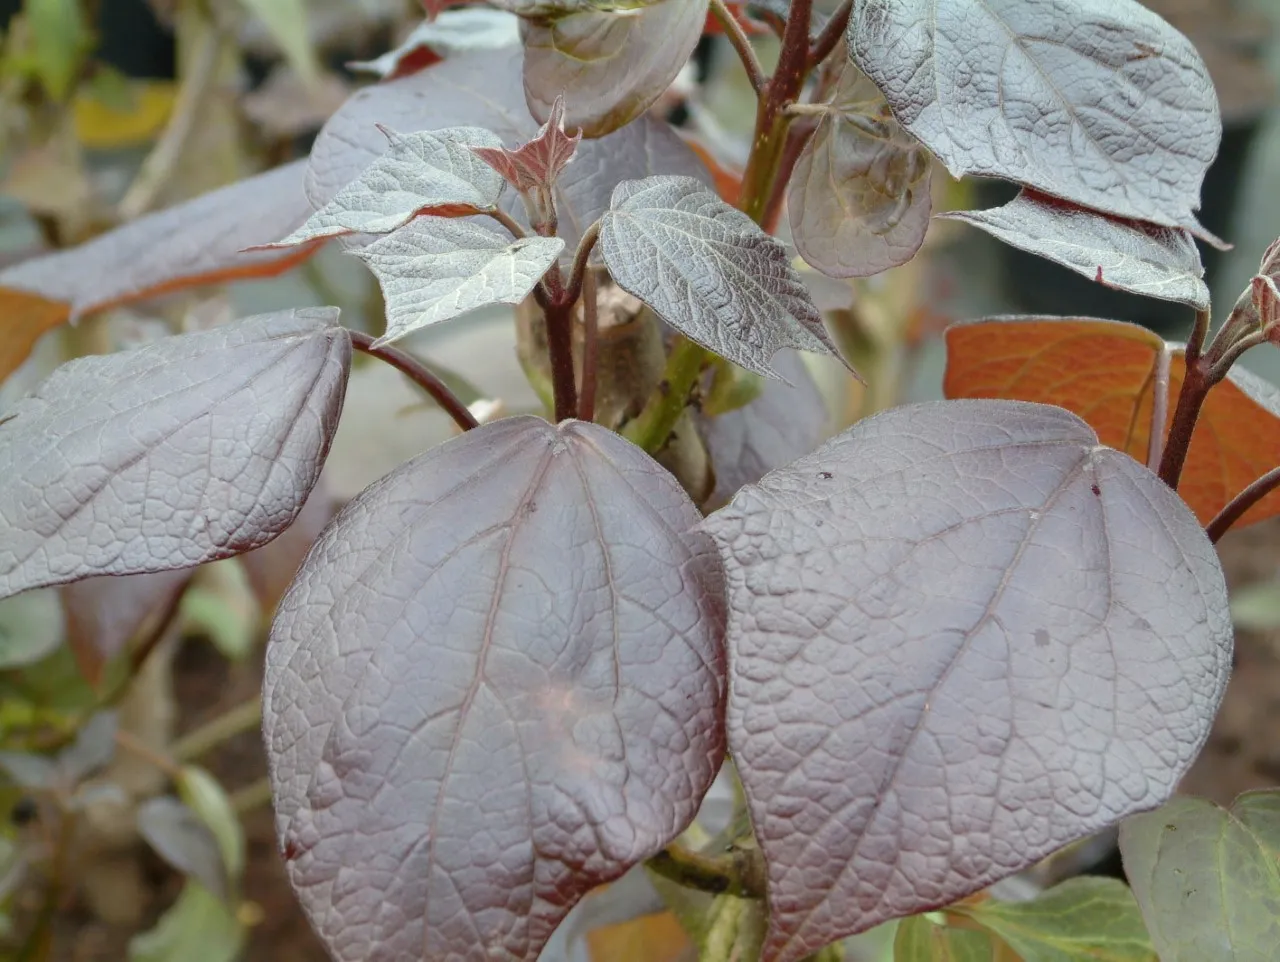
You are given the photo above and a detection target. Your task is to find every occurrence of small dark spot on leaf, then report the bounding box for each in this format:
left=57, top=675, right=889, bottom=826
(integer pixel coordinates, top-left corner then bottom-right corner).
left=1034, top=628, right=1050, bottom=648
left=818, top=471, right=833, bottom=480
left=525, top=501, right=537, bottom=515
left=10, top=796, right=37, bottom=826
left=282, top=839, right=301, bottom=861
left=1091, top=483, right=1101, bottom=496
left=658, top=379, right=671, bottom=397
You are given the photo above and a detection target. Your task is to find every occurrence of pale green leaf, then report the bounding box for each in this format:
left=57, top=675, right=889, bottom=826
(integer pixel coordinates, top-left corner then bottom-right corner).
left=177, top=765, right=246, bottom=882
left=894, top=915, right=994, bottom=961
left=237, top=0, right=320, bottom=86
left=127, top=882, right=245, bottom=962
left=24, top=0, right=91, bottom=100
left=0, top=587, right=63, bottom=669
left=1229, top=579, right=1280, bottom=631
left=958, top=878, right=1156, bottom=962
left=1119, top=792, right=1280, bottom=962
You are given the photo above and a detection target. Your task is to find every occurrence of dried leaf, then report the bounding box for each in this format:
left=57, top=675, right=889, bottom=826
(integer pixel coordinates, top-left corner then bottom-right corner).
left=472, top=95, right=582, bottom=193
left=269, top=127, right=505, bottom=248
left=943, top=317, right=1280, bottom=526
left=702, top=399, right=1231, bottom=962
left=520, top=0, right=709, bottom=138
left=0, top=309, right=350, bottom=601
left=305, top=49, right=710, bottom=250
left=1120, top=791, right=1280, bottom=961
left=849, top=0, right=1221, bottom=238
left=600, top=176, right=848, bottom=379
left=348, top=9, right=521, bottom=80
left=354, top=218, right=564, bottom=345
left=788, top=65, right=932, bottom=278
left=264, top=417, right=725, bottom=962
left=942, top=190, right=1209, bottom=311
left=138, top=796, right=231, bottom=902
left=0, top=161, right=320, bottom=381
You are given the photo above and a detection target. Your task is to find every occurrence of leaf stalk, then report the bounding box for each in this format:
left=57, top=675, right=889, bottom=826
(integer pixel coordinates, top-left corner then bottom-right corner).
left=349, top=330, right=480, bottom=432
left=808, top=0, right=853, bottom=69
left=646, top=841, right=766, bottom=898
left=1207, top=464, right=1280, bottom=542
left=710, top=0, right=767, bottom=94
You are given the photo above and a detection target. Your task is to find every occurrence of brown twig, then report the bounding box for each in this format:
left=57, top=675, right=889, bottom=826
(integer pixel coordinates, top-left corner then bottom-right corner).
left=1157, top=359, right=1213, bottom=489
left=349, top=330, right=479, bottom=432
left=1207, top=465, right=1280, bottom=543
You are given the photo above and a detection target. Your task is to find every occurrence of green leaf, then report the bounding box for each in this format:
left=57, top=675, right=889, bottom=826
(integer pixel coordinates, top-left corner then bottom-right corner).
left=177, top=766, right=245, bottom=883
left=957, top=878, right=1156, bottom=961
left=1229, top=579, right=1280, bottom=631
left=179, top=562, right=257, bottom=662
left=127, top=882, right=245, bottom=962
left=24, top=0, right=91, bottom=100
left=0, top=588, right=64, bottom=670
left=1119, top=792, right=1280, bottom=961
left=236, top=0, right=320, bottom=86
left=894, top=915, right=993, bottom=961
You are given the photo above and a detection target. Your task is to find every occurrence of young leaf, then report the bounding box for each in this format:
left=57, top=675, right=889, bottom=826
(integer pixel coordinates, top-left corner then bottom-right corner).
left=702, top=399, right=1231, bottom=962
left=788, top=65, right=932, bottom=279
left=1120, top=791, right=1280, bottom=961
left=848, top=0, right=1221, bottom=237
left=894, top=915, right=995, bottom=962
left=266, top=126, right=506, bottom=248
left=0, top=161, right=319, bottom=382
left=347, top=9, right=522, bottom=80
left=941, top=191, right=1210, bottom=311
left=955, top=877, right=1156, bottom=962
left=521, top=0, right=710, bottom=138
left=472, top=95, right=582, bottom=193
left=264, top=416, right=725, bottom=962
left=306, top=49, right=711, bottom=249
left=127, top=882, right=245, bottom=962
left=600, top=176, right=849, bottom=379
left=62, top=570, right=192, bottom=686
left=944, top=317, right=1280, bottom=526
left=0, top=309, right=350, bottom=601
left=137, top=796, right=231, bottom=902
left=353, top=217, right=564, bottom=345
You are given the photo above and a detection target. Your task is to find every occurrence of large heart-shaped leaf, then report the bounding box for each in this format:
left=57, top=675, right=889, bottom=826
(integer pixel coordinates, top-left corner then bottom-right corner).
left=264, top=416, right=725, bottom=962
left=354, top=217, right=564, bottom=345
left=268, top=126, right=506, bottom=247
left=1120, top=791, right=1280, bottom=961
left=944, top=317, right=1280, bottom=526
left=702, top=399, right=1231, bottom=962
left=0, top=161, right=319, bottom=382
left=848, top=0, right=1220, bottom=236
left=600, top=176, right=848, bottom=379
left=788, top=64, right=932, bottom=279
left=304, top=49, right=710, bottom=249
left=941, top=190, right=1209, bottom=311
left=0, top=309, right=350, bottom=601
left=520, top=0, right=709, bottom=138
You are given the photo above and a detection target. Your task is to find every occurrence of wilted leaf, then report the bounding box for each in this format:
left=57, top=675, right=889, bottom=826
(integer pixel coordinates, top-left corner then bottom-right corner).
left=239, top=481, right=334, bottom=613
left=127, top=882, right=245, bottom=962
left=699, top=351, right=827, bottom=510
left=848, top=0, right=1220, bottom=236
left=956, top=878, right=1156, bottom=962
left=944, top=317, right=1280, bottom=526
left=264, top=416, right=725, bottom=962
left=237, top=0, right=320, bottom=85
left=0, top=309, right=350, bottom=601
left=702, top=400, right=1231, bottom=962
left=941, top=191, right=1209, bottom=311
left=0, top=161, right=321, bottom=381
left=472, top=95, right=582, bottom=193
left=0, top=587, right=64, bottom=669
left=788, top=65, right=932, bottom=278
left=1120, top=791, right=1280, bottom=961
left=354, top=217, right=563, bottom=344
left=895, top=916, right=995, bottom=961
left=268, top=127, right=505, bottom=247
left=305, top=49, right=710, bottom=249
left=62, top=570, right=192, bottom=685
left=601, top=176, right=847, bottom=379
left=176, top=766, right=246, bottom=883
left=520, top=0, right=709, bottom=138
left=138, top=796, right=231, bottom=901
left=348, top=9, right=521, bottom=80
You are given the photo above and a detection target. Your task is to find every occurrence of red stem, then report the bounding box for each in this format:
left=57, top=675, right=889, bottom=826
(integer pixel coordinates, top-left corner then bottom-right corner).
left=1157, top=358, right=1213, bottom=489
left=349, top=330, right=479, bottom=432
left=536, top=285, right=579, bottom=422
left=1206, top=464, right=1280, bottom=542
left=808, top=0, right=853, bottom=69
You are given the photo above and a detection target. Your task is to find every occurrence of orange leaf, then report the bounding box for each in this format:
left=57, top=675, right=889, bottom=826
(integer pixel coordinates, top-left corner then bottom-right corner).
left=0, top=160, right=322, bottom=382
left=585, top=911, right=691, bottom=962
left=680, top=134, right=743, bottom=206
left=944, top=317, right=1280, bottom=527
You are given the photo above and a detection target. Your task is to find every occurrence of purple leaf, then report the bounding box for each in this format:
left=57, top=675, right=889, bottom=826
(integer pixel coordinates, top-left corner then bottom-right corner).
left=942, top=190, right=1210, bottom=311
left=702, top=399, right=1232, bottom=962
left=520, top=0, right=709, bottom=138
left=267, top=126, right=507, bottom=248
left=239, top=481, right=335, bottom=614
left=0, top=309, right=350, bottom=601
left=138, top=796, right=232, bottom=903
left=61, top=570, right=192, bottom=685
left=849, top=0, right=1222, bottom=238
left=788, top=64, right=932, bottom=279
left=264, top=416, right=725, bottom=962
left=600, top=176, right=852, bottom=379
left=304, top=49, right=710, bottom=249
